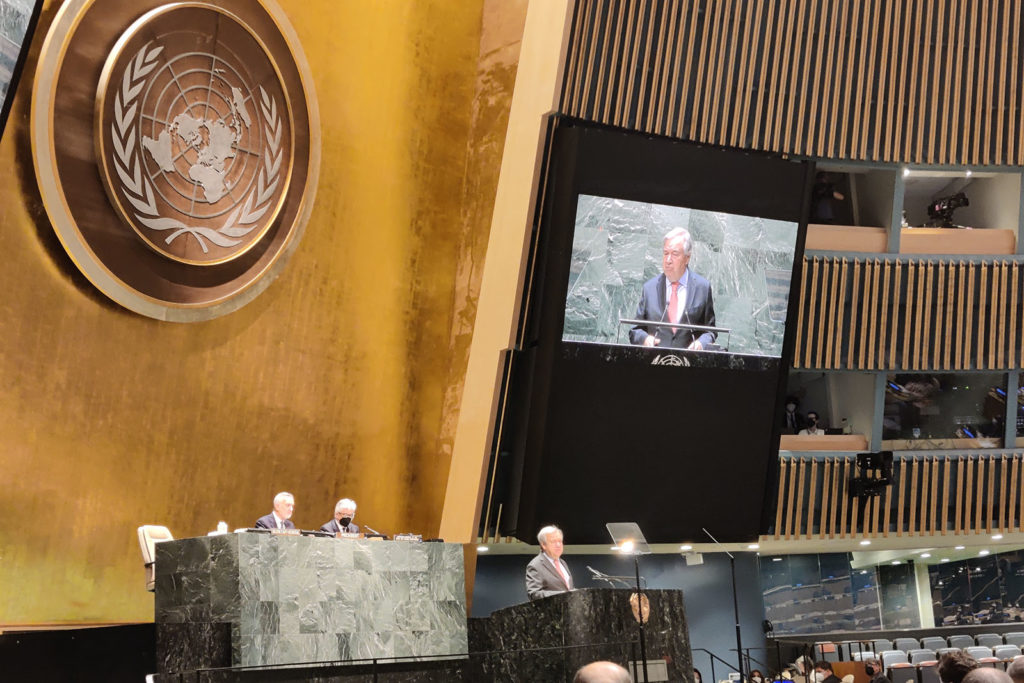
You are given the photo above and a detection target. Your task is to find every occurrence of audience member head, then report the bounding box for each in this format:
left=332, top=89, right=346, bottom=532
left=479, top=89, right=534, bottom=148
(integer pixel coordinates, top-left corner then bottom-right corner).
left=814, top=661, right=834, bottom=680
left=537, top=525, right=564, bottom=560
left=962, top=669, right=1012, bottom=683
left=806, top=410, right=819, bottom=426
left=864, top=659, right=882, bottom=678
left=1006, top=657, right=1024, bottom=683
left=750, top=669, right=764, bottom=683
left=273, top=491, right=295, bottom=520
left=334, top=498, right=357, bottom=525
left=938, top=651, right=978, bottom=683
left=573, top=660, right=632, bottom=683
left=694, top=669, right=703, bottom=683
left=662, top=227, right=693, bottom=282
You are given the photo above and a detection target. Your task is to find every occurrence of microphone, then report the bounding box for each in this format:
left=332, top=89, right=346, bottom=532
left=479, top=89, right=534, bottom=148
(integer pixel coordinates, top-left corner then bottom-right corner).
left=363, top=525, right=389, bottom=539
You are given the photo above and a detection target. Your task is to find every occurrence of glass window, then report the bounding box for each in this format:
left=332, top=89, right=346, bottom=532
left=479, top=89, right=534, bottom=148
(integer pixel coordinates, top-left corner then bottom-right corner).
left=882, top=373, right=1005, bottom=450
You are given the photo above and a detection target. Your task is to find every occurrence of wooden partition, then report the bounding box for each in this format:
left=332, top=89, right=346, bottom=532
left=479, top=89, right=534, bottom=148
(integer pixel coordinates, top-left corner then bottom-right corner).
left=773, top=454, right=1023, bottom=539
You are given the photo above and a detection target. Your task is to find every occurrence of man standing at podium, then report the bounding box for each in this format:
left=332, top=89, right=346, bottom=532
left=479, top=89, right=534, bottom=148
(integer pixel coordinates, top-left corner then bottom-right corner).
left=526, top=525, right=573, bottom=600
left=628, top=227, right=716, bottom=350
left=320, top=498, right=359, bottom=534
left=254, top=491, right=296, bottom=530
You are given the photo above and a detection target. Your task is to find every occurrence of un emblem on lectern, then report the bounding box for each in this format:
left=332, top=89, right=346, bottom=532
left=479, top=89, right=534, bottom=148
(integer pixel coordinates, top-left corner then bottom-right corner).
left=33, top=0, right=318, bottom=319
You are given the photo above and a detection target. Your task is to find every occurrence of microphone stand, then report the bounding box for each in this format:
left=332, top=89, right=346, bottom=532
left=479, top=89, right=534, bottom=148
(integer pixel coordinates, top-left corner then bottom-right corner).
left=703, top=528, right=745, bottom=683
left=634, top=552, right=648, bottom=683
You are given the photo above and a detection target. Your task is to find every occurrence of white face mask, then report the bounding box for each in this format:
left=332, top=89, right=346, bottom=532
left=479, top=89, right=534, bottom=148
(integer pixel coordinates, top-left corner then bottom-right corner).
left=815, top=673, right=826, bottom=682
left=753, top=677, right=763, bottom=683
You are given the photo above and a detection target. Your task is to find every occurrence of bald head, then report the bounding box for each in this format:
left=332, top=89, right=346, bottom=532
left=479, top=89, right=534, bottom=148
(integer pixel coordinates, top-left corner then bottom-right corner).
left=1007, top=658, right=1024, bottom=683
left=574, top=660, right=633, bottom=683
left=963, top=669, right=1012, bottom=683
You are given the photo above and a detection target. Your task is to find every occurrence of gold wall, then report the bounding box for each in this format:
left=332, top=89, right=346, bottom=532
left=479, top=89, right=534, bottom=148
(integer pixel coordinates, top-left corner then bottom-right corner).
left=0, top=0, right=526, bottom=625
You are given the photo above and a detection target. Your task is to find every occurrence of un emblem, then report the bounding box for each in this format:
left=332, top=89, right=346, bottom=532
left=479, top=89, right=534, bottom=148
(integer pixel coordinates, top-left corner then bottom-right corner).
left=33, top=0, right=318, bottom=319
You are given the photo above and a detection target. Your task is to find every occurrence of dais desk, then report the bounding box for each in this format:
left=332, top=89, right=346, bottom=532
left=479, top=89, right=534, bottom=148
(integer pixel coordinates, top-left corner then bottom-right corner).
left=154, top=533, right=467, bottom=673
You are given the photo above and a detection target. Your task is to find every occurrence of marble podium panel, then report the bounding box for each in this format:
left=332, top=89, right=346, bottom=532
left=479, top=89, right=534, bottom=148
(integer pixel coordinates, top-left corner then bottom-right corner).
left=154, top=534, right=467, bottom=673
left=469, top=588, right=694, bottom=682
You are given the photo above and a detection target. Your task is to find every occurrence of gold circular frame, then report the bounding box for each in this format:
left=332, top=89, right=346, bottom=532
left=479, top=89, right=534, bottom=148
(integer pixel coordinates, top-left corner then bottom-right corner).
left=31, top=0, right=320, bottom=321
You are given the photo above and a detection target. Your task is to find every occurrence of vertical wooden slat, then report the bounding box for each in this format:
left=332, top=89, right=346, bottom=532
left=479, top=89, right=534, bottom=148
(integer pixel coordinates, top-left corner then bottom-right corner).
left=890, top=261, right=902, bottom=368
left=700, top=0, right=728, bottom=142
left=955, top=262, right=966, bottom=369
left=930, top=455, right=940, bottom=535
left=830, top=456, right=841, bottom=538
left=1000, top=455, right=1008, bottom=533
left=878, top=260, right=892, bottom=370
left=978, top=262, right=989, bottom=369
left=913, top=260, right=926, bottom=369
left=752, top=0, right=781, bottom=146
left=870, top=469, right=882, bottom=537
left=975, top=455, right=985, bottom=533
left=794, top=257, right=808, bottom=369
left=807, top=257, right=821, bottom=368
left=563, top=0, right=587, bottom=115
left=956, top=456, right=967, bottom=534
left=867, top=259, right=881, bottom=369
left=669, top=0, right=700, bottom=138
left=806, top=458, right=818, bottom=539
left=1011, top=455, right=1021, bottom=532
left=921, top=0, right=939, bottom=162
left=994, top=262, right=1004, bottom=368
left=945, top=261, right=956, bottom=370
left=980, top=0, right=995, bottom=165
left=601, top=1, right=627, bottom=124
left=826, top=257, right=840, bottom=369
left=897, top=455, right=907, bottom=536
left=840, top=458, right=851, bottom=537
left=872, top=0, right=895, bottom=160
left=920, top=458, right=931, bottom=535
left=770, top=0, right=799, bottom=150
left=1010, top=263, right=1019, bottom=368
left=643, top=0, right=670, bottom=132
left=908, top=457, right=919, bottom=535
left=815, top=0, right=837, bottom=156
left=964, top=456, right=976, bottom=534
left=986, top=454, right=995, bottom=534
left=923, top=262, right=934, bottom=367
left=820, top=457, right=832, bottom=537
left=730, top=0, right=756, bottom=145
left=653, top=0, right=680, bottom=136
left=816, top=258, right=831, bottom=367
left=934, top=262, right=945, bottom=370
left=966, top=262, right=976, bottom=368
left=883, top=459, right=893, bottom=537
left=775, top=456, right=787, bottom=540
left=903, top=260, right=916, bottom=369
left=850, top=258, right=862, bottom=368
left=1010, top=0, right=1022, bottom=163
left=855, top=0, right=883, bottom=158
left=792, top=458, right=806, bottom=539
left=960, top=0, right=980, bottom=163
left=940, top=457, right=950, bottom=535
left=838, top=0, right=861, bottom=157
left=688, top=0, right=716, bottom=139
left=859, top=259, right=872, bottom=369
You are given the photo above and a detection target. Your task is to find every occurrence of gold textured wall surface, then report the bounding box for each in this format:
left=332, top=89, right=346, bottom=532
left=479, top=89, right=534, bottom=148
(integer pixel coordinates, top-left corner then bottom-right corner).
left=0, top=0, right=526, bottom=625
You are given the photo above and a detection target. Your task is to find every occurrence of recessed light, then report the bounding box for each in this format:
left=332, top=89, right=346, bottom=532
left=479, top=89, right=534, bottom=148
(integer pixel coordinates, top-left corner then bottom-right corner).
left=955, top=545, right=965, bottom=550
left=772, top=557, right=783, bottom=562
left=979, top=550, right=990, bottom=556
left=610, top=546, right=620, bottom=551
left=992, top=534, right=1003, bottom=540
left=966, top=169, right=973, bottom=177
left=748, top=544, right=760, bottom=550
left=861, top=570, right=868, bottom=575
left=891, top=560, right=901, bottom=565
left=860, top=540, right=871, bottom=546
left=941, top=558, right=950, bottom=562
left=477, top=546, right=488, bottom=552
left=903, top=167, right=911, bottom=177
left=921, top=553, right=931, bottom=558
left=680, top=545, right=693, bottom=551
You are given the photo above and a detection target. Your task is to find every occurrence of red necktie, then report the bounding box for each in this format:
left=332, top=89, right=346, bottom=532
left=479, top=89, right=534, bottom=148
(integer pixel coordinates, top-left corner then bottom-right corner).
left=668, top=281, right=680, bottom=322
left=556, top=560, right=570, bottom=588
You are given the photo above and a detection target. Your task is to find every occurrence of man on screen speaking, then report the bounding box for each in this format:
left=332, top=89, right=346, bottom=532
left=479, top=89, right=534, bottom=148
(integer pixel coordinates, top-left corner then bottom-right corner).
left=629, top=227, right=716, bottom=350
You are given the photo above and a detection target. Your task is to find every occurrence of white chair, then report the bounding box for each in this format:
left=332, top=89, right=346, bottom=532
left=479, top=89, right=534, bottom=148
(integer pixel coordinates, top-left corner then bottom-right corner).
left=137, top=525, right=173, bottom=591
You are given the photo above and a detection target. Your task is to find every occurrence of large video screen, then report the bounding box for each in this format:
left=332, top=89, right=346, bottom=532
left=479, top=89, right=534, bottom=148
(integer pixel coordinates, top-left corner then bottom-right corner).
left=564, top=195, right=799, bottom=359
left=0, top=0, right=42, bottom=140
left=499, top=119, right=813, bottom=545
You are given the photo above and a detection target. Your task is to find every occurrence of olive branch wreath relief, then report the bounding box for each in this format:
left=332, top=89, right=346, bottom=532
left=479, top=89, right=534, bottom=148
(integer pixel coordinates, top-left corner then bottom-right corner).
left=109, top=42, right=282, bottom=254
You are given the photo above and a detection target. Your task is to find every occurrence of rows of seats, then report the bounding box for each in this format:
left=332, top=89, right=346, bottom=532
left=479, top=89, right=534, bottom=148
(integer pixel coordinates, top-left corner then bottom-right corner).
left=815, top=633, right=1024, bottom=663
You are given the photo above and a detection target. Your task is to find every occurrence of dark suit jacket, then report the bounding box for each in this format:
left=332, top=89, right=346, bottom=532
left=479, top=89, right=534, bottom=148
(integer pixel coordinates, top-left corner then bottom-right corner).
left=254, top=513, right=296, bottom=530
left=628, top=271, right=716, bottom=349
left=525, top=552, right=573, bottom=601
left=319, top=519, right=360, bottom=534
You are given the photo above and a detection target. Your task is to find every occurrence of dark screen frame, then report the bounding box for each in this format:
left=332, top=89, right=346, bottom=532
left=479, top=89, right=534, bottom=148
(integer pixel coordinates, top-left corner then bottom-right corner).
left=503, top=117, right=814, bottom=544
left=0, top=0, right=44, bottom=144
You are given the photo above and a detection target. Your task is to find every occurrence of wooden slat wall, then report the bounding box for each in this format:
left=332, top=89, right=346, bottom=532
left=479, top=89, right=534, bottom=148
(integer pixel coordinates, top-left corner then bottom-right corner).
left=795, top=256, right=1024, bottom=370
left=773, top=454, right=1024, bottom=538
left=561, top=0, right=1024, bottom=166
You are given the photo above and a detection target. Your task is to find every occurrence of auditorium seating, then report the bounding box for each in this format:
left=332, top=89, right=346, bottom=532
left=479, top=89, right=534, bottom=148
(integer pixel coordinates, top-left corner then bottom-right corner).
left=1004, top=633, right=1024, bottom=648
left=993, top=645, right=1022, bottom=661
left=919, top=660, right=941, bottom=683
left=895, top=638, right=921, bottom=652
left=909, top=650, right=936, bottom=665
left=977, top=634, right=1004, bottom=648
left=852, top=651, right=876, bottom=662
left=921, top=637, right=947, bottom=651
left=874, top=639, right=895, bottom=655
left=949, top=635, right=975, bottom=649
left=136, top=524, right=173, bottom=592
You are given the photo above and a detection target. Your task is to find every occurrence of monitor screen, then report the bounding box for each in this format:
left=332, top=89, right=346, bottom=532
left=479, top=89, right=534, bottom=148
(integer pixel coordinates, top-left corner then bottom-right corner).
left=0, top=0, right=42, bottom=141
left=564, top=194, right=799, bottom=360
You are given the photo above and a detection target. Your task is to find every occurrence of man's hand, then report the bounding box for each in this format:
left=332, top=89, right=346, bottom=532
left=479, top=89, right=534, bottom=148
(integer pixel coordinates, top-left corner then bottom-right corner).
left=643, top=335, right=660, bottom=347
left=687, top=339, right=703, bottom=351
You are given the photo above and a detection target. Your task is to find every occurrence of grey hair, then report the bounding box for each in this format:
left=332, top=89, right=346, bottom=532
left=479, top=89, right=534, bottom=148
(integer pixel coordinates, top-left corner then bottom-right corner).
left=663, top=227, right=693, bottom=256
left=537, top=525, right=563, bottom=545
left=273, top=491, right=294, bottom=505
left=334, top=498, right=357, bottom=514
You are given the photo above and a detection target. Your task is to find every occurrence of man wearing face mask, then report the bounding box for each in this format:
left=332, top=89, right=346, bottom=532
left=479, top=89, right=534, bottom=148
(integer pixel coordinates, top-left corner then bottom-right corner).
left=320, top=498, right=359, bottom=534
left=864, top=658, right=891, bottom=683
left=799, top=411, right=822, bottom=436
left=814, top=662, right=841, bottom=683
